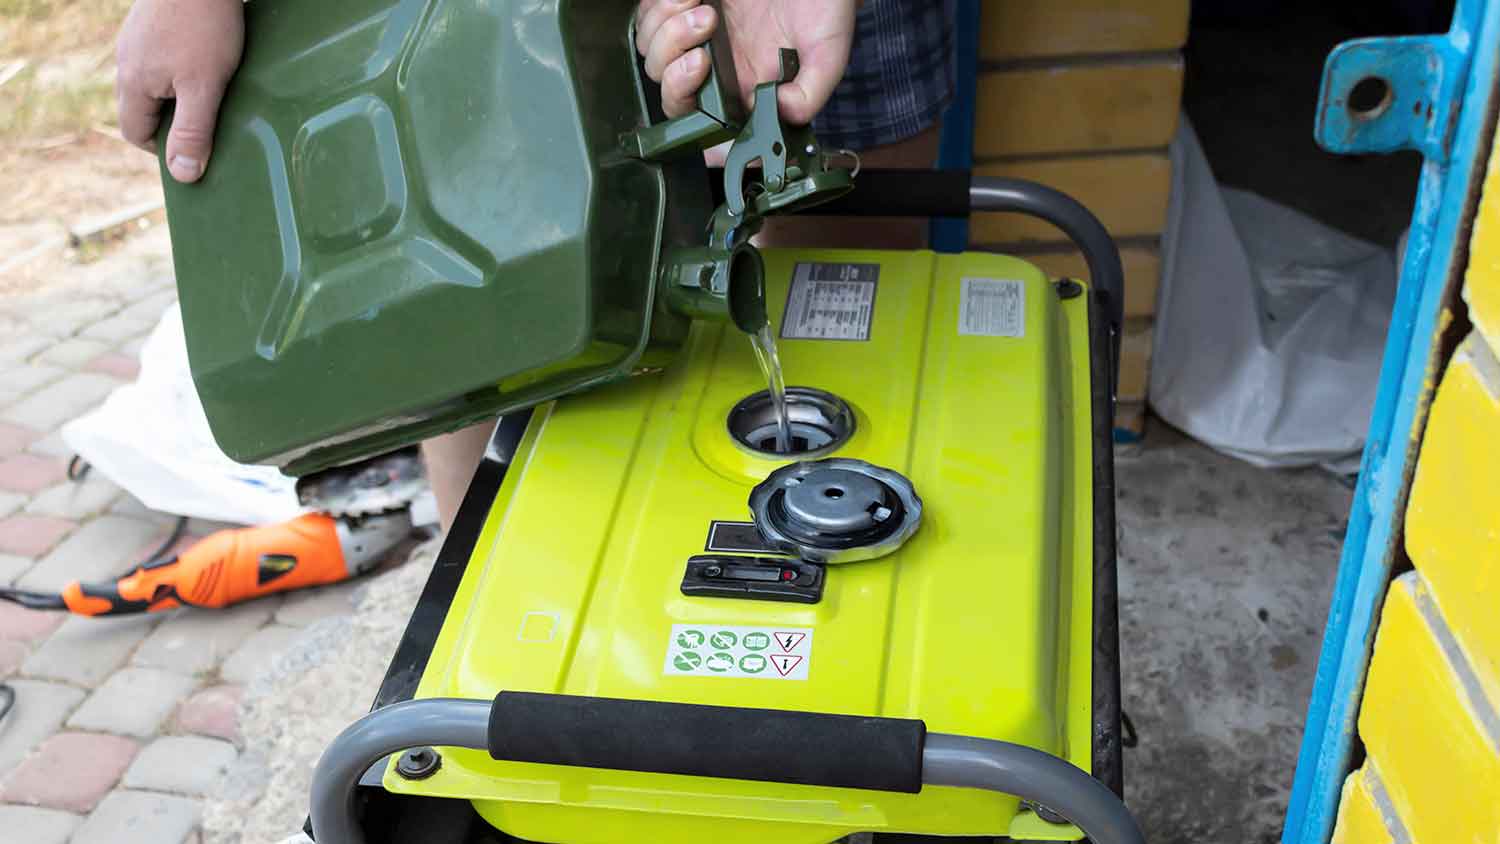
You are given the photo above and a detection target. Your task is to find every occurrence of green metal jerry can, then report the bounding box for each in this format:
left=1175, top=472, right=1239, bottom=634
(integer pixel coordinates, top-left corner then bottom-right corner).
left=160, top=0, right=850, bottom=475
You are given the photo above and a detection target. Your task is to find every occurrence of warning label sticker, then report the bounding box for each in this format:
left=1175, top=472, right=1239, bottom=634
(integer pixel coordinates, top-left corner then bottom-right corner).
left=664, top=624, right=813, bottom=680
left=781, top=263, right=879, bottom=341
left=958, top=277, right=1026, bottom=338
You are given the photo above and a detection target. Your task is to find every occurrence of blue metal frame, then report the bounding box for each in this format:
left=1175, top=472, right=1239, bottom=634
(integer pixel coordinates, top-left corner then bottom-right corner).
left=930, top=0, right=980, bottom=253
left=1283, top=1, right=1500, bottom=841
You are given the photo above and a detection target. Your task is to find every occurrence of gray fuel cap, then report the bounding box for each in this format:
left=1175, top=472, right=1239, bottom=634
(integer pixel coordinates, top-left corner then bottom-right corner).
left=749, top=458, right=922, bottom=563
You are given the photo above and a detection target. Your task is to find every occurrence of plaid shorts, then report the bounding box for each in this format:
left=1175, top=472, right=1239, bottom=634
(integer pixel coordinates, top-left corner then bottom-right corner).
left=812, top=0, right=957, bottom=152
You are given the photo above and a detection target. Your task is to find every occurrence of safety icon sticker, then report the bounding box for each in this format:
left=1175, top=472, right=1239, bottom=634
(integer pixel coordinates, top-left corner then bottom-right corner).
left=664, top=624, right=813, bottom=680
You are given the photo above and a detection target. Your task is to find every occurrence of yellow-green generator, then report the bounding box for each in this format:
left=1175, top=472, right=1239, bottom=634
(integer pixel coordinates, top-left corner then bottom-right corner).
left=309, top=226, right=1139, bottom=844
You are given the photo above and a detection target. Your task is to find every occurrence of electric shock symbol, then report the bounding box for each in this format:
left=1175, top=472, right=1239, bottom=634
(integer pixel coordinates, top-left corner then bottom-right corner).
left=773, top=632, right=806, bottom=653
left=771, top=654, right=803, bottom=676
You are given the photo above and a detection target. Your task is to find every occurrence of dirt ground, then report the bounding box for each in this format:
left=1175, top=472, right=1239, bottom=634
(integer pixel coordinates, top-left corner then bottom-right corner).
left=0, top=0, right=164, bottom=297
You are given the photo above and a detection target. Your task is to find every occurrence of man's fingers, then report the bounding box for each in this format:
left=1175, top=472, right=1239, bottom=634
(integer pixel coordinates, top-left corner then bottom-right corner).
left=643, top=4, right=714, bottom=81
left=116, top=81, right=163, bottom=153
left=635, top=0, right=700, bottom=57
left=660, top=47, right=709, bottom=117
left=163, top=79, right=227, bottom=183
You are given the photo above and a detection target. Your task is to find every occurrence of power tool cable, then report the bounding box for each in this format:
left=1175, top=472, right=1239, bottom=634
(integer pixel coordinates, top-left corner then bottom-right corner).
left=0, top=513, right=191, bottom=611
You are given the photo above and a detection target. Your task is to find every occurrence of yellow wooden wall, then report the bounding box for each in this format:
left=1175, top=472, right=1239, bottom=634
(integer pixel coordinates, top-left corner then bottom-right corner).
left=972, top=0, right=1189, bottom=434
left=1329, top=120, right=1500, bottom=844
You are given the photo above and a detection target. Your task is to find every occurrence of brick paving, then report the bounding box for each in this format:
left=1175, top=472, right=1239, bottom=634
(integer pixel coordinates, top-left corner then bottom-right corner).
left=123, top=737, right=237, bottom=797
left=0, top=492, right=25, bottom=519
left=0, top=602, right=66, bottom=641
left=173, top=686, right=243, bottom=743
left=0, top=422, right=39, bottom=456
left=0, top=453, right=69, bottom=494
left=0, top=804, right=82, bottom=844
left=0, top=732, right=140, bottom=812
left=0, top=514, right=75, bottom=558
left=0, top=227, right=359, bottom=842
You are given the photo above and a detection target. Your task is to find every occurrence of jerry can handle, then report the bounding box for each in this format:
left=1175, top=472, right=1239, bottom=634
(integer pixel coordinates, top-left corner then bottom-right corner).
left=627, top=0, right=747, bottom=159
left=693, top=0, right=746, bottom=128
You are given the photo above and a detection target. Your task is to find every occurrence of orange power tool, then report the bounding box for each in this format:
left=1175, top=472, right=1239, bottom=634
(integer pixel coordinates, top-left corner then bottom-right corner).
left=0, top=450, right=421, bottom=616
left=0, top=512, right=410, bottom=616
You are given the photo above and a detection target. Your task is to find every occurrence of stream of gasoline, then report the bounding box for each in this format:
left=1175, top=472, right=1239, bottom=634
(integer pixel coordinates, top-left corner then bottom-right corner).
left=748, top=324, right=792, bottom=452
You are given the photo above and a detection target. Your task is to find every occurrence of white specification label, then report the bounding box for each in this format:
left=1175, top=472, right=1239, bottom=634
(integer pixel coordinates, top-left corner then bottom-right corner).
left=663, top=624, right=813, bottom=680
left=958, top=277, right=1026, bottom=338
left=781, top=262, right=879, bottom=341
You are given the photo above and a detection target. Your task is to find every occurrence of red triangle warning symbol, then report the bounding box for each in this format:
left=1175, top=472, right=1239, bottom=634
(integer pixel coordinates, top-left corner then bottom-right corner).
left=771, top=654, right=803, bottom=676
left=773, top=632, right=806, bottom=653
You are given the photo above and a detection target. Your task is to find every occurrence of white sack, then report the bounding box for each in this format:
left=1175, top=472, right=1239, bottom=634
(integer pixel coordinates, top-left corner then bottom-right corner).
left=1151, top=119, right=1396, bottom=472
left=61, top=305, right=301, bottom=524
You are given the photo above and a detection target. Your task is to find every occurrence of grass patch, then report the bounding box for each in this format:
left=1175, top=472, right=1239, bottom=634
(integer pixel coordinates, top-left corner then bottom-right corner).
left=0, top=0, right=56, bottom=20
left=0, top=66, right=116, bottom=139
left=0, top=0, right=135, bottom=141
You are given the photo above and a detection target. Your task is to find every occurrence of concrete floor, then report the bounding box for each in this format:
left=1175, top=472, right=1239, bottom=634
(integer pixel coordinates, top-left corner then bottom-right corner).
left=1116, top=425, right=1353, bottom=843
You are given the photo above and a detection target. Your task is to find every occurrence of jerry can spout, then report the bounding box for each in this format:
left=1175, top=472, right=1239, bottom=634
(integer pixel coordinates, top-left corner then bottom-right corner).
left=659, top=242, right=768, bottom=334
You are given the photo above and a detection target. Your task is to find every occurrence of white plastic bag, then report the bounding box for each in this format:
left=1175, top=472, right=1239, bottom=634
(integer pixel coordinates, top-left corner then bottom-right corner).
left=1151, top=119, right=1396, bottom=472
left=61, top=305, right=302, bottom=524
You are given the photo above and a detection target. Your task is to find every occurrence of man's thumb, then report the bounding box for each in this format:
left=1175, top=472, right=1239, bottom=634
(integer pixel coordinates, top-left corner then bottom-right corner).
left=776, top=38, right=852, bottom=125
left=164, top=81, right=227, bottom=183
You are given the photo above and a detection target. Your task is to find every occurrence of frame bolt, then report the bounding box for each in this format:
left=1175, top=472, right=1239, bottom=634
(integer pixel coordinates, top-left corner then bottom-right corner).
left=396, top=747, right=442, bottom=780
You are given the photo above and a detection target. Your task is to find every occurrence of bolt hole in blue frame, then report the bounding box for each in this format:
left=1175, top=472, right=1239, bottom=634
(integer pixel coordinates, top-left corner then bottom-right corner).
left=1284, top=0, right=1499, bottom=841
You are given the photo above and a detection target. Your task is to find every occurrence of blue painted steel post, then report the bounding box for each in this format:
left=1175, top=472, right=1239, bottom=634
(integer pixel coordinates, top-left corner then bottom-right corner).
left=1282, top=0, right=1500, bottom=841
left=930, top=0, right=980, bottom=252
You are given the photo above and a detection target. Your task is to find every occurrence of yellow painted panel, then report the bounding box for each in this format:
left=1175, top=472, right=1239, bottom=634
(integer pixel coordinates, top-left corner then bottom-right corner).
left=1331, top=767, right=1394, bottom=844
left=979, top=0, right=1190, bottom=60
left=1357, top=574, right=1500, bottom=842
left=973, top=153, right=1171, bottom=245
left=1406, top=336, right=1500, bottom=707
left=975, top=59, right=1183, bottom=157
left=1021, top=246, right=1161, bottom=318
left=1117, top=317, right=1153, bottom=402
left=1463, top=131, right=1500, bottom=352
left=1114, top=399, right=1146, bottom=438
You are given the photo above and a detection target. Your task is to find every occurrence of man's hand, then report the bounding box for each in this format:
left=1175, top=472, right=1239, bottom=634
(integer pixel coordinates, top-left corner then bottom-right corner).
left=116, top=0, right=244, bottom=183
left=635, top=0, right=856, bottom=124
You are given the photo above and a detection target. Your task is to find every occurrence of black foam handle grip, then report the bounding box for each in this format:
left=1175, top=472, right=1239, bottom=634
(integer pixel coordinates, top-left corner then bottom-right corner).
left=707, top=168, right=973, bottom=217
left=488, top=692, right=926, bottom=794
